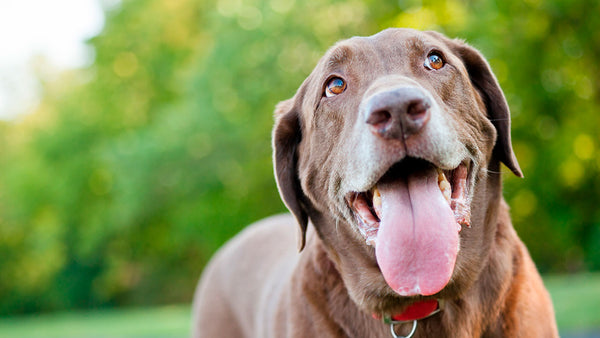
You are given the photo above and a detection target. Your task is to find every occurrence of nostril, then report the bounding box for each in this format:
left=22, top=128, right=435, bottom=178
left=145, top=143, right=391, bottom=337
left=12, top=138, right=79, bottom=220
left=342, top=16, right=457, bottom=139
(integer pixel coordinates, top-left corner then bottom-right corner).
left=406, top=100, right=429, bottom=121
left=366, top=109, right=391, bottom=127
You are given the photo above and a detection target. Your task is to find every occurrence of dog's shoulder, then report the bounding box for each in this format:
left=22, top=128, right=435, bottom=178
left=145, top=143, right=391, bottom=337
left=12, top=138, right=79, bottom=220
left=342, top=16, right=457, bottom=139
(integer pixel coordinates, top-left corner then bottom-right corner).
left=192, top=214, right=300, bottom=337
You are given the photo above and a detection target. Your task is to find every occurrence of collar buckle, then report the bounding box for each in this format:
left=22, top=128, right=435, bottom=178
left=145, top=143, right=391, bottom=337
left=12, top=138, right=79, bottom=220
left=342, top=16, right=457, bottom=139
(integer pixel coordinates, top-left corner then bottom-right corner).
left=390, top=320, right=417, bottom=338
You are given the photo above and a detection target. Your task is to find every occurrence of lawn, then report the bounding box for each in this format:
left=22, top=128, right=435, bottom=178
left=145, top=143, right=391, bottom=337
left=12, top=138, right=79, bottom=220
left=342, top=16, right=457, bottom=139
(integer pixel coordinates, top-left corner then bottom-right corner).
left=0, top=304, right=191, bottom=338
left=0, top=273, right=598, bottom=337
left=544, top=273, right=600, bottom=335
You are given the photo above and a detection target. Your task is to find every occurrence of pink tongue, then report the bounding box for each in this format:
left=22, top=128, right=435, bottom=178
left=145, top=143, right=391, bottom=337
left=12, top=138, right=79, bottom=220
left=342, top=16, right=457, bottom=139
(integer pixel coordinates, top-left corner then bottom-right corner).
left=375, top=168, right=459, bottom=296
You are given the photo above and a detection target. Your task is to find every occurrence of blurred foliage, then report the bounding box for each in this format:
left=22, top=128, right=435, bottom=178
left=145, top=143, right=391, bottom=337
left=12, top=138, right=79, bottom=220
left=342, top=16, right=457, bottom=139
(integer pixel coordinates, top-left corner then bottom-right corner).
left=0, top=0, right=598, bottom=315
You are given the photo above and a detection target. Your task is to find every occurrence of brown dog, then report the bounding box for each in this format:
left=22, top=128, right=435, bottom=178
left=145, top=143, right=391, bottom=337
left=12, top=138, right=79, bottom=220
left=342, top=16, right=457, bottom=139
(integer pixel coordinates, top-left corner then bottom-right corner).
left=192, top=28, right=558, bottom=337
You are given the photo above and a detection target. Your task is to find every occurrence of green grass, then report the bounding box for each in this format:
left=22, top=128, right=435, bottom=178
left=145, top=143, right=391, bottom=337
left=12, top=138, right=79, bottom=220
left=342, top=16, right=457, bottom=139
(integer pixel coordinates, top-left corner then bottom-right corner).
left=544, top=273, right=600, bottom=332
left=0, top=304, right=191, bottom=338
left=0, top=273, right=598, bottom=337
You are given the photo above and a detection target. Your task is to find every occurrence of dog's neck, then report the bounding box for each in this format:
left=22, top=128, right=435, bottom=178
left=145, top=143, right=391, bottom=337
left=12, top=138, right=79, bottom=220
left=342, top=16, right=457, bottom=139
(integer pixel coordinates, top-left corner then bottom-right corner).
left=293, top=234, right=391, bottom=337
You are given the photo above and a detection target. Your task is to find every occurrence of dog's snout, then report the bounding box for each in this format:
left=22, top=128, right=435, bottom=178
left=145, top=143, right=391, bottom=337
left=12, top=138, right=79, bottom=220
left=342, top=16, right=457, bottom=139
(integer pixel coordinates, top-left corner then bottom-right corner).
left=364, top=87, right=431, bottom=139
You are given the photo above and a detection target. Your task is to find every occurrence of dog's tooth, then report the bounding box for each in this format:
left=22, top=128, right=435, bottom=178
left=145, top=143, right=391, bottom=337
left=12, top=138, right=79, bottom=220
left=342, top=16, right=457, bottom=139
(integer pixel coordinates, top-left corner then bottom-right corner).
left=440, top=179, right=451, bottom=202
left=437, top=168, right=444, bottom=182
left=373, top=187, right=381, bottom=207
left=437, top=169, right=452, bottom=203
left=442, top=187, right=451, bottom=203
left=372, top=186, right=382, bottom=219
left=439, top=180, right=450, bottom=191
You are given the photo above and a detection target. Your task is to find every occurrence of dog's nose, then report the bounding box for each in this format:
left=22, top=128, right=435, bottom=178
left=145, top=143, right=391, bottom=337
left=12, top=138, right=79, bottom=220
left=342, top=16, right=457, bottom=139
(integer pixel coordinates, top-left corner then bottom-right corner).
left=364, top=87, right=431, bottom=139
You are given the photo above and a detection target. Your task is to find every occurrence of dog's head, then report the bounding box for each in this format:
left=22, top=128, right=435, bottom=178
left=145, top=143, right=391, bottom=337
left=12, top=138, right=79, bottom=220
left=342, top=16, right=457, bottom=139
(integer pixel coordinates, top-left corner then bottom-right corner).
left=273, top=28, right=521, bottom=315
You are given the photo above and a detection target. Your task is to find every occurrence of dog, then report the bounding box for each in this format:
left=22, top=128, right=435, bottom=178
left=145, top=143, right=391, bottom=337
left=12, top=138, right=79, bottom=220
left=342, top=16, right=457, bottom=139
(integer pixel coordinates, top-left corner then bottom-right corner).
left=192, top=28, right=558, bottom=337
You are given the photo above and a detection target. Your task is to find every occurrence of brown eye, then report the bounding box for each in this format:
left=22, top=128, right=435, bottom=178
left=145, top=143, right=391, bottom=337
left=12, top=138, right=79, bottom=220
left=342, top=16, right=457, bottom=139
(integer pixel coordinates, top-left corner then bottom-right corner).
left=425, top=52, right=444, bottom=70
left=325, top=77, right=347, bottom=97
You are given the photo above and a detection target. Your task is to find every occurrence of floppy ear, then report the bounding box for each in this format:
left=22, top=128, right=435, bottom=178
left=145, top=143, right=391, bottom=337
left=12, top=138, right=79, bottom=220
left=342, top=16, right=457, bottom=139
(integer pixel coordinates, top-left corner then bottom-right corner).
left=272, top=98, right=309, bottom=251
left=449, top=39, right=524, bottom=177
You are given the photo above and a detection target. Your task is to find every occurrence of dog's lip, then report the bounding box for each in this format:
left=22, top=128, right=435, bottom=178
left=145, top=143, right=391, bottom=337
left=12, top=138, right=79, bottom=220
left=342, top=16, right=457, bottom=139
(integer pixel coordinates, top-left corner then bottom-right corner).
left=345, top=158, right=473, bottom=246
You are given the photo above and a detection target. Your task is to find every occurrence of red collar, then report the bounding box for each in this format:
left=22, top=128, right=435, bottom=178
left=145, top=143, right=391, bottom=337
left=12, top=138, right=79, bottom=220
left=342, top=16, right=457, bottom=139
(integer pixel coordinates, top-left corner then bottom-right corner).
left=373, top=299, right=442, bottom=324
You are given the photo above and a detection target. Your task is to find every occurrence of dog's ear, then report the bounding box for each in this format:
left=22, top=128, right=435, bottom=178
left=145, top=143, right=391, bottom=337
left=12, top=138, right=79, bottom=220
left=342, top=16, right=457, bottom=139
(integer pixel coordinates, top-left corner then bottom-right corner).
left=272, top=98, right=309, bottom=251
left=446, top=37, right=524, bottom=177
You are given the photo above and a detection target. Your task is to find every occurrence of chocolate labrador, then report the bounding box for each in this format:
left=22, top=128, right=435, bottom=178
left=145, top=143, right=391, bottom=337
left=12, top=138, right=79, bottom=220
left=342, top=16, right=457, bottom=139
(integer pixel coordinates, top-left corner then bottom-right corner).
left=192, top=28, right=558, bottom=337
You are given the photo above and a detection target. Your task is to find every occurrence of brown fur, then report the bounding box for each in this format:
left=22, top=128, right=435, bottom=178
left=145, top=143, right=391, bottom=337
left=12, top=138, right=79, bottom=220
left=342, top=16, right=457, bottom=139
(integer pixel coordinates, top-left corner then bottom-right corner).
left=192, top=28, right=558, bottom=337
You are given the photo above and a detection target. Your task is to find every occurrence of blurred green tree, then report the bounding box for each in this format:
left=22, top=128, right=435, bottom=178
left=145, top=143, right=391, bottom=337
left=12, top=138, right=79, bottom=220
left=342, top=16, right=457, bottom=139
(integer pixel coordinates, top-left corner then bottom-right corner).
left=0, top=0, right=597, bottom=315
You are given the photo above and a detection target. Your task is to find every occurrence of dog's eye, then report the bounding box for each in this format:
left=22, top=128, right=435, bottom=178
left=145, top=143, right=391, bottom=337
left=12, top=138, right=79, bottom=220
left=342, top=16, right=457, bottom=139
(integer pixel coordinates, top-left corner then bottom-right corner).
left=325, top=77, right=347, bottom=97
left=425, top=52, right=445, bottom=70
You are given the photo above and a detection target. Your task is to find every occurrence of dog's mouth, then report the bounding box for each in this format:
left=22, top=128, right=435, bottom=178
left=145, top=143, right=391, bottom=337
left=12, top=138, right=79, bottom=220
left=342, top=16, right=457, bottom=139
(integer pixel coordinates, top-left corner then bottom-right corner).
left=345, top=158, right=472, bottom=297
left=347, top=159, right=472, bottom=245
